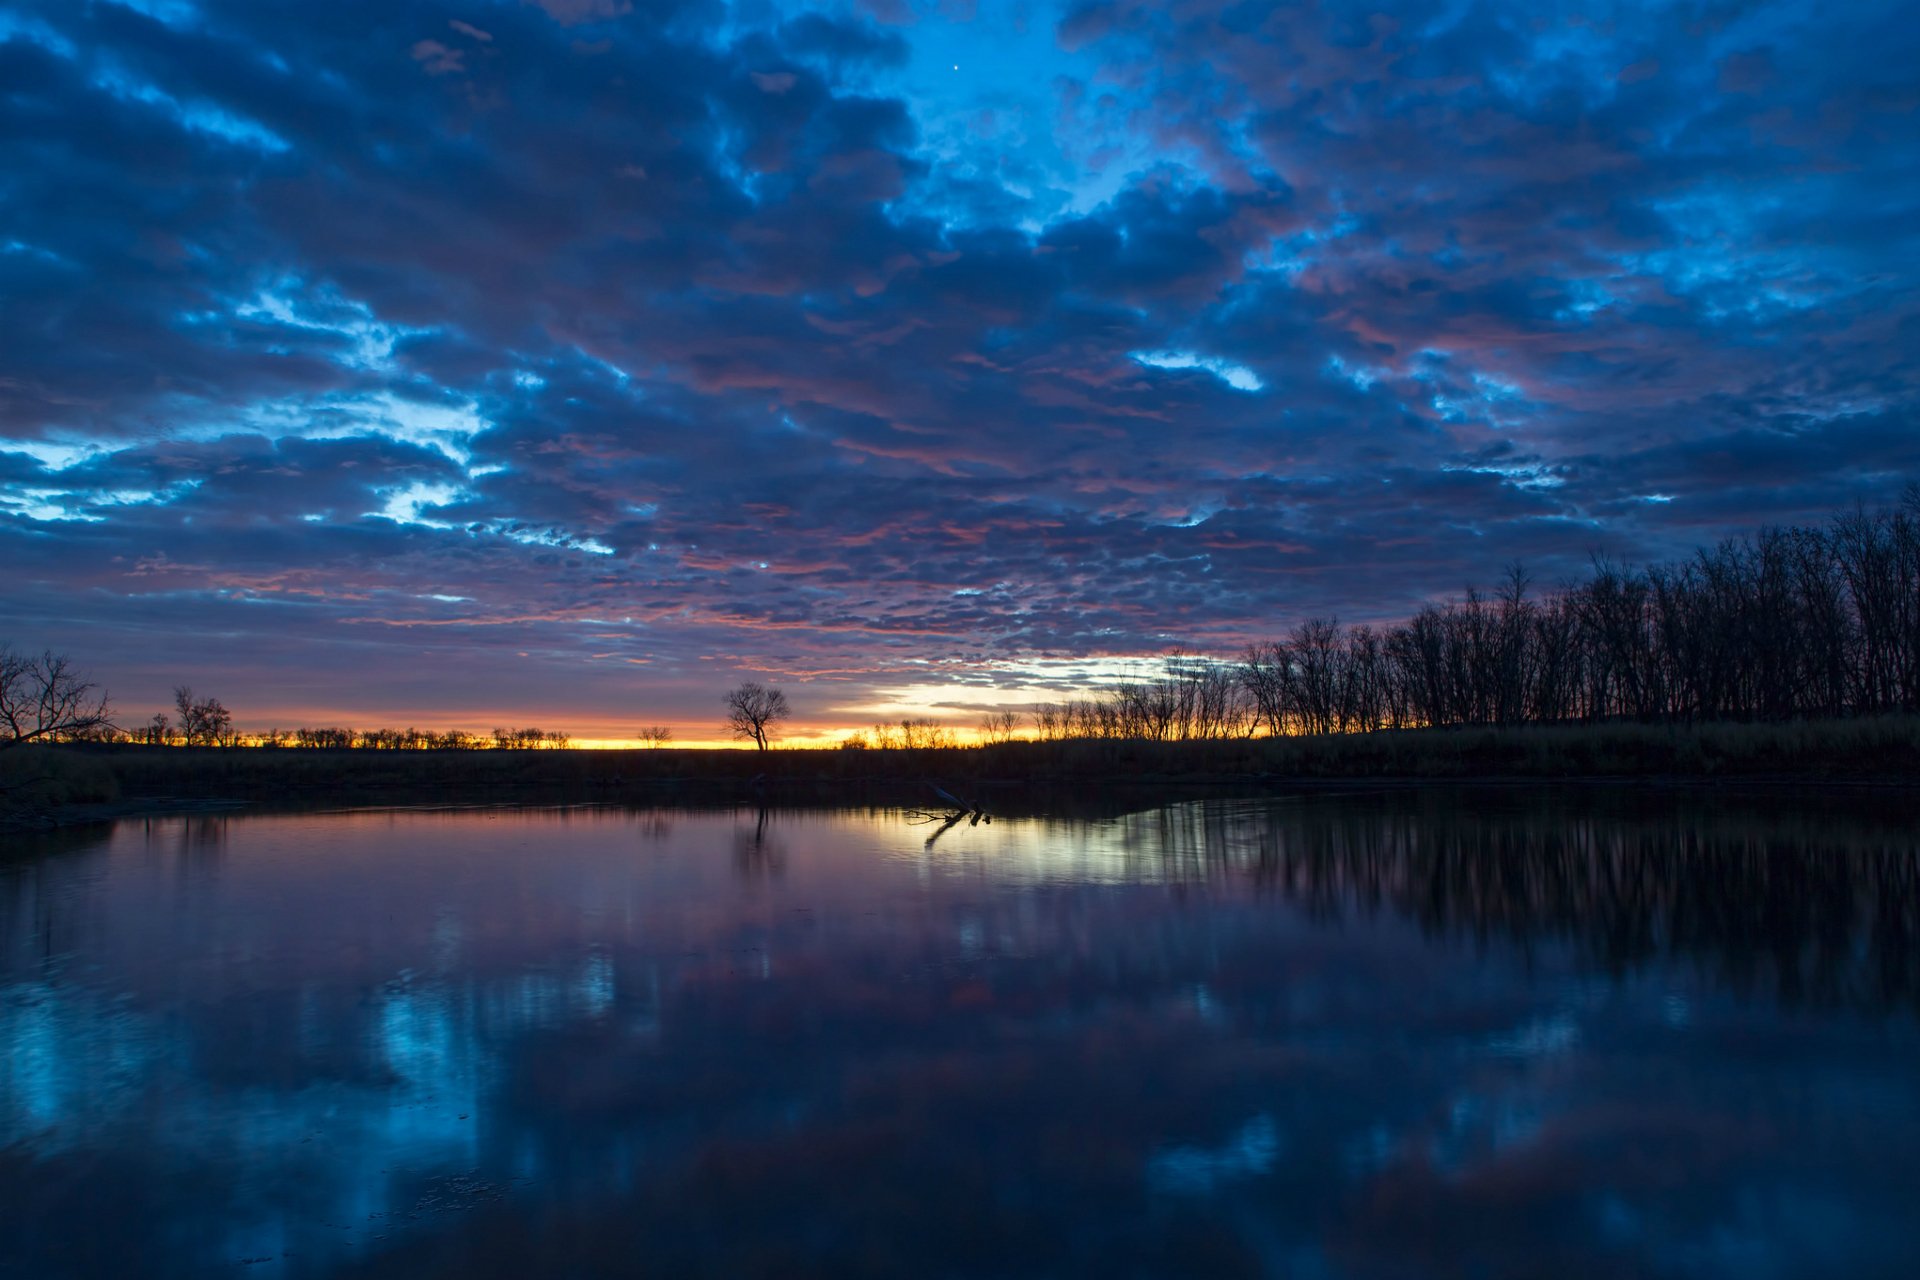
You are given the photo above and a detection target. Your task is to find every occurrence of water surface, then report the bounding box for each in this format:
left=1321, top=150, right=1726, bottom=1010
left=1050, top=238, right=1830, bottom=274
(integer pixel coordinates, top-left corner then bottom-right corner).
left=4, top=791, right=1919, bottom=1277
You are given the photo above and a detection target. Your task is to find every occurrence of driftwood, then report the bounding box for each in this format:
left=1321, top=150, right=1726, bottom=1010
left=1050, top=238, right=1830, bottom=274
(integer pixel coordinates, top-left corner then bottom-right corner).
left=904, top=783, right=992, bottom=849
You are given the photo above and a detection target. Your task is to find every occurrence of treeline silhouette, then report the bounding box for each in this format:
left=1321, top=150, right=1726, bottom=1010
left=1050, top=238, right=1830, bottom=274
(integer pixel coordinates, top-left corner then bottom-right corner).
left=128, top=722, right=572, bottom=750
left=1029, top=490, right=1920, bottom=740
left=845, top=719, right=959, bottom=750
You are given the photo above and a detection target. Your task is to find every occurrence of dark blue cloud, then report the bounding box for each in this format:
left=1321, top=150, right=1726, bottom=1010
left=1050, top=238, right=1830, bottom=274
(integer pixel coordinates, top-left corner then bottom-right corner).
left=1, top=0, right=1915, bottom=734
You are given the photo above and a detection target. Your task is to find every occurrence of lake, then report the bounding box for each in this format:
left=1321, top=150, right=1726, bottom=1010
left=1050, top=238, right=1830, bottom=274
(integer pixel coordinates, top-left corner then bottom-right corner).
left=3, top=789, right=1918, bottom=1278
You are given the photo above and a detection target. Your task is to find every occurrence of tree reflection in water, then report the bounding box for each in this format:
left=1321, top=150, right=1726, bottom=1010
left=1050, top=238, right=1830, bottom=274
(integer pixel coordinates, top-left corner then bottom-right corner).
left=1095, top=791, right=1920, bottom=1015
left=0, top=791, right=1915, bottom=1279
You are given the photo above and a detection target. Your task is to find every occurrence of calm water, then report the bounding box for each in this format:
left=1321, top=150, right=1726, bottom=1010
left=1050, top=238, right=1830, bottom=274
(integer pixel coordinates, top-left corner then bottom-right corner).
left=3, top=791, right=1919, bottom=1278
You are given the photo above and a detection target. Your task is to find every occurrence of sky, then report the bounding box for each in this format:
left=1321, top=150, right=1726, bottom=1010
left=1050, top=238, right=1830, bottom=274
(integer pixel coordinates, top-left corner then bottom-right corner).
left=2, top=0, right=1916, bottom=744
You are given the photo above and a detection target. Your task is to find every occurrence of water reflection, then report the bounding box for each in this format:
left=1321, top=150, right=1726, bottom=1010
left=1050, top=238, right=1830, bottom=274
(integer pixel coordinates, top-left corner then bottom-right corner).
left=1, top=793, right=1917, bottom=1278
left=731, top=807, right=784, bottom=877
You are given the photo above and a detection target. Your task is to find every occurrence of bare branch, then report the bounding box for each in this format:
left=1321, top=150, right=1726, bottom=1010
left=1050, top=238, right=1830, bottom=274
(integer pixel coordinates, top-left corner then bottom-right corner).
left=722, top=682, right=790, bottom=751
left=0, top=646, right=113, bottom=750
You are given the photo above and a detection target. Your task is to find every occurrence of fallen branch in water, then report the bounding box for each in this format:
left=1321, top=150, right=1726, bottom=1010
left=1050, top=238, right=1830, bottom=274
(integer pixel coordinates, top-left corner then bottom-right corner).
left=904, top=783, right=992, bottom=849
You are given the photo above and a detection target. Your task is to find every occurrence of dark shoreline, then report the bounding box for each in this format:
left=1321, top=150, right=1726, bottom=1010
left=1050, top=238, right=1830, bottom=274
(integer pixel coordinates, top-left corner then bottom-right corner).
left=9, top=773, right=1919, bottom=830
left=7, top=715, right=1920, bottom=834
left=1, top=796, right=252, bottom=835
left=81, top=715, right=1920, bottom=788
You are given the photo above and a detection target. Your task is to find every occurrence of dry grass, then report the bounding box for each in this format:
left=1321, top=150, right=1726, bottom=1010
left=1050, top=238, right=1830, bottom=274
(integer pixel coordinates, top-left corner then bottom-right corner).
left=0, top=747, right=120, bottom=817
left=44, top=715, right=1920, bottom=811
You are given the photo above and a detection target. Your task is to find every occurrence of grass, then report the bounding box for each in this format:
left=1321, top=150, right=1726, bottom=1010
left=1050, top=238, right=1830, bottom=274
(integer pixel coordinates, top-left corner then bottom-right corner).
left=22, top=715, right=1914, bottom=816
left=0, top=747, right=120, bottom=826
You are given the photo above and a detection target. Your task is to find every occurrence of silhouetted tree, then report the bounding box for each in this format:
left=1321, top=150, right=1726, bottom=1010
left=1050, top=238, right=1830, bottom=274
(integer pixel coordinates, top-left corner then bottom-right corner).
left=723, top=681, right=789, bottom=751
left=637, top=724, right=674, bottom=748
left=1037, top=493, right=1920, bottom=742
left=0, top=646, right=113, bottom=749
left=489, top=726, right=564, bottom=749
left=173, top=686, right=232, bottom=747
left=895, top=718, right=953, bottom=749
left=979, top=711, right=1021, bottom=744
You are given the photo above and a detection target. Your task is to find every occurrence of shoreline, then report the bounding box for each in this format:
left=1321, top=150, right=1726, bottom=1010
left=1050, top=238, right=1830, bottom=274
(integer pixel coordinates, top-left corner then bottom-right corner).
left=8, top=768, right=1918, bottom=837
left=8, top=717, right=1919, bottom=835
left=1, top=796, right=251, bottom=836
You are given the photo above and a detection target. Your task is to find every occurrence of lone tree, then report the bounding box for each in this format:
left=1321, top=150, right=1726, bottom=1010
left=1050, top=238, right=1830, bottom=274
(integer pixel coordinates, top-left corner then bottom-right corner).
left=637, top=724, right=674, bottom=749
left=0, top=646, right=113, bottom=750
left=723, top=681, right=789, bottom=752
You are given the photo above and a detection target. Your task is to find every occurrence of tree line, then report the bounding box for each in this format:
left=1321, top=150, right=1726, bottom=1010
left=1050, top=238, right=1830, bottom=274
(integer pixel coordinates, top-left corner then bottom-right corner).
left=1022, top=490, right=1920, bottom=740
left=131, top=718, right=575, bottom=750
left=842, top=719, right=960, bottom=750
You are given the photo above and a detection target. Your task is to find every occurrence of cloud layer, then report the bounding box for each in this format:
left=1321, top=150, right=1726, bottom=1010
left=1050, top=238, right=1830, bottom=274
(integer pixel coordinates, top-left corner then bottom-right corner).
left=3, top=0, right=1916, bottom=733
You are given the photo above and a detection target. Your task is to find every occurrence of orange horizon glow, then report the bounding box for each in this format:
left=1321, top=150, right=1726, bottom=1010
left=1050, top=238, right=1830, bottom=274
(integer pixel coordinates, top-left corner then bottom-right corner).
left=199, top=721, right=1016, bottom=751
left=118, top=657, right=1218, bottom=750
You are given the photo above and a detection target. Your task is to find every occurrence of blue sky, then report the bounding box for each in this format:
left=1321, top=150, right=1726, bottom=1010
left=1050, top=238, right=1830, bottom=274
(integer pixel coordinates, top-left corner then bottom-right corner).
left=2, top=0, right=1916, bottom=737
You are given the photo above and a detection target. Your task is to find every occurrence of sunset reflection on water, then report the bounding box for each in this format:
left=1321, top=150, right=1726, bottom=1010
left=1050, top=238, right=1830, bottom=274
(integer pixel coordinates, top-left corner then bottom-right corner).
left=3, top=794, right=1918, bottom=1278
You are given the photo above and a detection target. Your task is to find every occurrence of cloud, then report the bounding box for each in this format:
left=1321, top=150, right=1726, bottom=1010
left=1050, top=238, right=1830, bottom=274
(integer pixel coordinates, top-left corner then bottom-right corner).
left=0, top=0, right=1915, bottom=730
left=409, top=38, right=465, bottom=75
left=524, top=0, right=632, bottom=26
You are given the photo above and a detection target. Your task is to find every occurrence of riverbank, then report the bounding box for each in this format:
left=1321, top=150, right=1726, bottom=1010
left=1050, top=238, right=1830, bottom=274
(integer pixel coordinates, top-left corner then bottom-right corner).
left=5, top=715, right=1917, bottom=834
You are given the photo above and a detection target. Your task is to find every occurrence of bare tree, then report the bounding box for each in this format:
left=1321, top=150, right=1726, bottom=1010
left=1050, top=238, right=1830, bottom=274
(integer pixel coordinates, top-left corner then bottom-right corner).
left=0, top=646, right=113, bottom=750
left=723, top=682, right=789, bottom=751
left=173, top=686, right=233, bottom=747
left=1029, top=703, right=1066, bottom=741
left=637, top=724, right=674, bottom=748
left=979, top=710, right=1022, bottom=744
left=895, top=718, right=953, bottom=749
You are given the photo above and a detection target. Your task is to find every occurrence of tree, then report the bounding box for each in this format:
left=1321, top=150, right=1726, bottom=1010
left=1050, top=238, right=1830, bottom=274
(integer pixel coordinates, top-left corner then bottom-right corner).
left=0, top=646, right=113, bottom=750
left=979, top=710, right=1022, bottom=744
left=722, top=681, right=789, bottom=751
left=637, top=724, right=674, bottom=748
left=895, top=718, right=953, bottom=749
left=174, top=686, right=233, bottom=747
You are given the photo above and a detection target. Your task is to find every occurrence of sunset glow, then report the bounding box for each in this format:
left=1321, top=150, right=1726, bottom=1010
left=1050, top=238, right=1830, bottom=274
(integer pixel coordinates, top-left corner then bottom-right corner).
left=3, top=0, right=1915, bottom=738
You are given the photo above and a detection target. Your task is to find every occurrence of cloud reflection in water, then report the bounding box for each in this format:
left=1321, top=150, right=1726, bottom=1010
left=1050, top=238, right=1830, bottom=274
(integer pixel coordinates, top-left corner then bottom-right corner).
left=1, top=793, right=1917, bottom=1278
